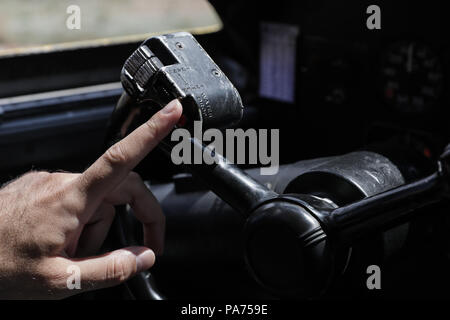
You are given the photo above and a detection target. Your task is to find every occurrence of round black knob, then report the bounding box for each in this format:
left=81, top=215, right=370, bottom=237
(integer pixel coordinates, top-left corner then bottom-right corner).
left=244, top=199, right=334, bottom=298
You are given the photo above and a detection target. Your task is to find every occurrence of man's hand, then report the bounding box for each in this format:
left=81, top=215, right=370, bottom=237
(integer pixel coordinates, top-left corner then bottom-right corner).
left=0, top=99, right=182, bottom=299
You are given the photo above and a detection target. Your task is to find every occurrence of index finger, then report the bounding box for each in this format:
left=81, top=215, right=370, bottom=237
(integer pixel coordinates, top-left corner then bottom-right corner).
left=77, top=99, right=182, bottom=207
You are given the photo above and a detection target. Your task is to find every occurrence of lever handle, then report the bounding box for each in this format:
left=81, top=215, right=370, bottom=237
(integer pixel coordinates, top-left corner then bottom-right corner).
left=158, top=137, right=278, bottom=216
left=326, top=144, right=450, bottom=245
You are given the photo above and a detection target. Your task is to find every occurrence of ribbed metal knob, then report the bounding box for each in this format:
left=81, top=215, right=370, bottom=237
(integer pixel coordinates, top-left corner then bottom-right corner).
left=120, top=45, right=163, bottom=98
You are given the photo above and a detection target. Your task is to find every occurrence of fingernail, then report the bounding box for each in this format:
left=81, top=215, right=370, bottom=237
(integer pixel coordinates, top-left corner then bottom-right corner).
left=161, top=99, right=181, bottom=114
left=136, top=249, right=155, bottom=272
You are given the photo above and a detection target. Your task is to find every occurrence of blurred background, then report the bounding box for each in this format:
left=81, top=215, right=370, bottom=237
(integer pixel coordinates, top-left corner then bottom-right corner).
left=0, top=0, right=221, bottom=51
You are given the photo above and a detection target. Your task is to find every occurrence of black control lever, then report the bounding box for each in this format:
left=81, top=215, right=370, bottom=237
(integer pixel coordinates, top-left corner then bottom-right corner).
left=327, top=146, right=450, bottom=247
left=108, top=32, right=276, bottom=216
left=108, top=32, right=450, bottom=299
left=158, top=138, right=278, bottom=215
left=241, top=146, right=450, bottom=298
left=327, top=169, right=447, bottom=246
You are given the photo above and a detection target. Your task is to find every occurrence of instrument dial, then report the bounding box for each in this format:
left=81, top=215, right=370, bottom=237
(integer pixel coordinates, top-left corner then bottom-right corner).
left=381, top=41, right=443, bottom=113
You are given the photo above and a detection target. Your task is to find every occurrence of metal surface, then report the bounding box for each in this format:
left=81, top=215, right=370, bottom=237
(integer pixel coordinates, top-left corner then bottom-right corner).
left=120, top=32, right=243, bottom=130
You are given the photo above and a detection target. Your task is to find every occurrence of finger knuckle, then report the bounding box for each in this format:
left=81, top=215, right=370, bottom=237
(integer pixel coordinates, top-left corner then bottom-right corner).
left=35, top=170, right=51, bottom=177
left=62, top=196, right=84, bottom=216
left=28, top=170, right=51, bottom=182
left=106, top=253, right=135, bottom=283
left=105, top=143, right=128, bottom=166
left=144, top=118, right=160, bottom=140
left=63, top=216, right=80, bottom=233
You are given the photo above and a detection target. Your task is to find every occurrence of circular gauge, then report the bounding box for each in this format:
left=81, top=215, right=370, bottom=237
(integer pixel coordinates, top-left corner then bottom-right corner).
left=380, top=41, right=443, bottom=113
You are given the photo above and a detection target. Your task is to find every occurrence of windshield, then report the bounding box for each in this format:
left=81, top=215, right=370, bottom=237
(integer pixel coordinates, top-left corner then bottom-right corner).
left=0, top=0, right=221, bottom=53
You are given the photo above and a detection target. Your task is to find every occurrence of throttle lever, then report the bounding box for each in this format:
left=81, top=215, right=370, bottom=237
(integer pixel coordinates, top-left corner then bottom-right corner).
left=109, top=31, right=276, bottom=215
left=109, top=32, right=450, bottom=299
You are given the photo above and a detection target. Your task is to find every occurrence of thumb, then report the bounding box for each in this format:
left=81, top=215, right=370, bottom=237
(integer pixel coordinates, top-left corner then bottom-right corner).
left=50, top=246, right=155, bottom=295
